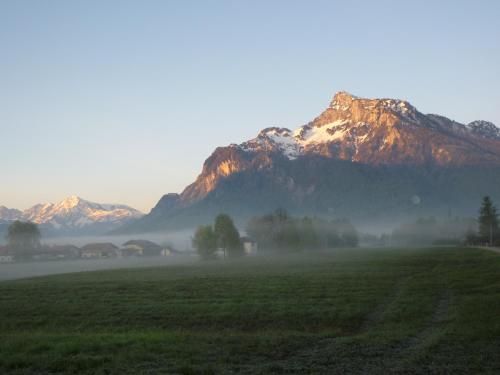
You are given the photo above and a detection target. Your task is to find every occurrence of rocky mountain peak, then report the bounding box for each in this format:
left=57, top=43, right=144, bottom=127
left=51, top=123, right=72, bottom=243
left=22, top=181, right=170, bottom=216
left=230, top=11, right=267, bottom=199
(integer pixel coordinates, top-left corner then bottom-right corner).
left=326, top=91, right=419, bottom=124
left=234, top=92, right=500, bottom=166
left=467, top=120, right=500, bottom=140
left=329, top=91, right=359, bottom=110
left=59, top=195, right=83, bottom=209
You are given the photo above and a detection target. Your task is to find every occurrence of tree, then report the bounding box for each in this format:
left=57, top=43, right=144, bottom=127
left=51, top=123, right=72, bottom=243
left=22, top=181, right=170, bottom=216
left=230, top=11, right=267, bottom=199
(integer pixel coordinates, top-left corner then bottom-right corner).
left=478, top=196, right=499, bottom=245
left=6, top=221, right=41, bottom=260
left=269, top=209, right=301, bottom=252
left=214, top=214, right=243, bottom=258
left=247, top=211, right=359, bottom=252
left=335, top=219, right=359, bottom=247
left=192, top=225, right=217, bottom=260
left=247, top=215, right=274, bottom=250
left=300, top=217, right=319, bottom=250
left=325, top=226, right=341, bottom=248
left=341, top=229, right=359, bottom=247
left=279, top=219, right=301, bottom=252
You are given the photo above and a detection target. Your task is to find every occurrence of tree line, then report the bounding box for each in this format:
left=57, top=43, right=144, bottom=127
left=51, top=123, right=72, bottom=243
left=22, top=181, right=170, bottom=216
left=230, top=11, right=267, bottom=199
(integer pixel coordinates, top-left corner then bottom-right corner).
left=246, top=209, right=358, bottom=252
left=390, top=217, right=476, bottom=246
left=384, top=196, right=499, bottom=247
left=193, top=209, right=359, bottom=259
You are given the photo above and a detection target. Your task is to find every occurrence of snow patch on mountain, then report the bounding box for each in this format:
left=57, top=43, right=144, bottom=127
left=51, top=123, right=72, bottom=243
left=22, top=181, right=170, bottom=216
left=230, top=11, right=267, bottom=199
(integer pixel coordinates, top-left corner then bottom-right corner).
left=300, top=120, right=351, bottom=144
left=242, top=120, right=358, bottom=159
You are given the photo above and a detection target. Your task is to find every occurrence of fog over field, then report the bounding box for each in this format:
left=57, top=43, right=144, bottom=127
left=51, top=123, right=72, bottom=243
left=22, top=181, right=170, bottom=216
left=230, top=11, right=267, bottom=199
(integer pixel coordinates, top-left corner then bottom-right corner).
left=0, top=254, right=196, bottom=282
left=41, top=229, right=195, bottom=251
left=0, top=229, right=198, bottom=281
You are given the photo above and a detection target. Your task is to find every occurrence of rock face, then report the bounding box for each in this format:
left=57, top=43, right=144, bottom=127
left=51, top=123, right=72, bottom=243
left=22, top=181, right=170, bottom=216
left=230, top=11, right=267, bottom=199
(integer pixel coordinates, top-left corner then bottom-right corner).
left=122, top=92, right=500, bottom=232
left=0, top=196, right=143, bottom=236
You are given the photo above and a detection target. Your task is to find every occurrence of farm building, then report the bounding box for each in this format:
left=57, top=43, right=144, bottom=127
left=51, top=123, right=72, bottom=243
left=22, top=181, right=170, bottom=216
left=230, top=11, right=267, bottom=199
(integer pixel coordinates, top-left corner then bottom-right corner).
left=122, top=240, right=175, bottom=257
left=241, top=237, right=258, bottom=255
left=160, top=246, right=179, bottom=256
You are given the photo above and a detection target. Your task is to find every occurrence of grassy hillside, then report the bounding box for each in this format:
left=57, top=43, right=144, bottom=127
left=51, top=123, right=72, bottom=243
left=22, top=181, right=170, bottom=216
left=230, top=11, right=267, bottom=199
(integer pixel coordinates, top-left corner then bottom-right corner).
left=0, top=247, right=499, bottom=374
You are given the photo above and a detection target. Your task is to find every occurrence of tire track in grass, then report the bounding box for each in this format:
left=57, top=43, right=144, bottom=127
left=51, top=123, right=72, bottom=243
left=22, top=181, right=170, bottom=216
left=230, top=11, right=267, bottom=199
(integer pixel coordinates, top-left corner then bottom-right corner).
left=385, top=253, right=453, bottom=368
left=397, top=290, right=452, bottom=358
left=358, top=277, right=410, bottom=333
left=243, top=251, right=455, bottom=374
left=264, top=276, right=413, bottom=373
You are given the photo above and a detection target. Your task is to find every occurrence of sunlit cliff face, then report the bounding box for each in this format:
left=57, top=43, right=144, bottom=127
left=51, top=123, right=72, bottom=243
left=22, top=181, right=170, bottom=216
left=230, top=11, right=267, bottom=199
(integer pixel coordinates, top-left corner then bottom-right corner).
left=202, top=159, right=243, bottom=192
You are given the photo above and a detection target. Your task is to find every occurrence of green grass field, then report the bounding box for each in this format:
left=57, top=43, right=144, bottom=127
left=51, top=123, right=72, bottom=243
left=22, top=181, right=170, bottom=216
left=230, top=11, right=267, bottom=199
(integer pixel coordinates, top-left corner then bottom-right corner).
left=1, top=247, right=499, bottom=374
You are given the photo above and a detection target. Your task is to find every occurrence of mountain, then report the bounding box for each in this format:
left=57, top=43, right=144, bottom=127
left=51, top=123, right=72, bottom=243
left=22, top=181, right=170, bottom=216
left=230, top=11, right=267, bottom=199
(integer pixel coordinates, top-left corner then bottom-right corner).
left=0, top=206, right=23, bottom=221
left=0, top=196, right=143, bottom=236
left=120, top=92, right=500, bottom=233
left=467, top=120, right=500, bottom=140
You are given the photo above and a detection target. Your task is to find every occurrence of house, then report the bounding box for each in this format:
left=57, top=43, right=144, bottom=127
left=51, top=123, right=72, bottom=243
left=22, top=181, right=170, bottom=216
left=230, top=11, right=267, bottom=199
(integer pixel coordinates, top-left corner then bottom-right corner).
left=117, top=247, right=142, bottom=257
left=80, top=243, right=119, bottom=259
left=160, top=245, right=180, bottom=256
left=122, top=240, right=166, bottom=257
left=33, top=245, right=81, bottom=261
left=241, top=236, right=258, bottom=255
left=52, top=245, right=81, bottom=259
left=0, top=245, right=14, bottom=263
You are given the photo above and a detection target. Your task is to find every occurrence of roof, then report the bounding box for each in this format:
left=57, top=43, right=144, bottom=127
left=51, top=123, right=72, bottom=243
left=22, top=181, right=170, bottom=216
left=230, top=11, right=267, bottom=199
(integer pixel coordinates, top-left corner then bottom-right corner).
left=123, top=239, right=162, bottom=250
left=81, top=243, right=119, bottom=252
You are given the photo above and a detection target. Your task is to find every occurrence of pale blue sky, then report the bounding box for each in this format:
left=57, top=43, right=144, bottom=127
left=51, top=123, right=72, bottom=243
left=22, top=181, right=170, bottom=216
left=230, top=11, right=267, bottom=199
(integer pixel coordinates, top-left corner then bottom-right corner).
left=1, top=0, right=499, bottom=212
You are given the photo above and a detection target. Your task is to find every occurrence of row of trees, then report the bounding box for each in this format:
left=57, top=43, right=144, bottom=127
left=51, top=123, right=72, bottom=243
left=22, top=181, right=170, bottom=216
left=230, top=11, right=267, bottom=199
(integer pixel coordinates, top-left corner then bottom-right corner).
left=391, top=217, right=476, bottom=246
left=389, top=197, right=500, bottom=247
left=246, top=209, right=358, bottom=252
left=192, top=214, right=243, bottom=259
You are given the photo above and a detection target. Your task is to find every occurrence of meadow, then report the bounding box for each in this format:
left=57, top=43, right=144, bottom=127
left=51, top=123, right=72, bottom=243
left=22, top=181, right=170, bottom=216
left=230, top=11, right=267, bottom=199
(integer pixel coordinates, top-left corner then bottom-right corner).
left=0, top=247, right=499, bottom=374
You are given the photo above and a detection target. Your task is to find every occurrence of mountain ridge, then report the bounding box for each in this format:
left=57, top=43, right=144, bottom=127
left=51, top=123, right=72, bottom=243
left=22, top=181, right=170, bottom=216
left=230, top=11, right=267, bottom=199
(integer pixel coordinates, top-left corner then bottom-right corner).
left=0, top=196, right=143, bottom=236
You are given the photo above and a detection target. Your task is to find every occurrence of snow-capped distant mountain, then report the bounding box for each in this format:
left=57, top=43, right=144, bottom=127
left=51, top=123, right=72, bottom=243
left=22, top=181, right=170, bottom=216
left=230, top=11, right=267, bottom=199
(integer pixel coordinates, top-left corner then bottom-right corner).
left=0, top=196, right=143, bottom=235
left=0, top=206, right=23, bottom=222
